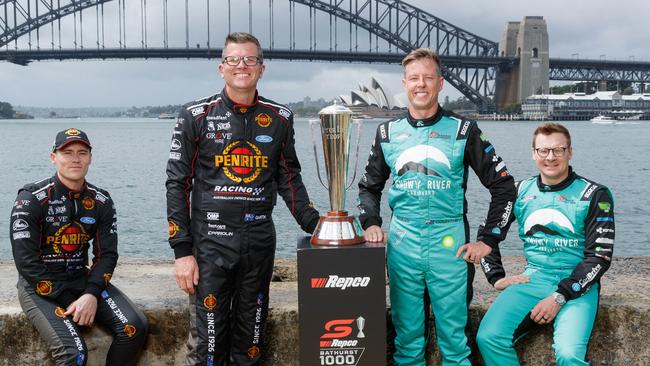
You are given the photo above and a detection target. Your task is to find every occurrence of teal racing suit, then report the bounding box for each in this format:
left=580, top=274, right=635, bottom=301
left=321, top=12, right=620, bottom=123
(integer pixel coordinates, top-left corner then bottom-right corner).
left=358, top=108, right=516, bottom=366
left=477, top=169, right=615, bottom=366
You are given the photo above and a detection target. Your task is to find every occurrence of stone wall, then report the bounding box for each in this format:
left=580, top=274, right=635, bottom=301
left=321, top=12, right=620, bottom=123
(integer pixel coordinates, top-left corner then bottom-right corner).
left=1, top=257, right=647, bottom=365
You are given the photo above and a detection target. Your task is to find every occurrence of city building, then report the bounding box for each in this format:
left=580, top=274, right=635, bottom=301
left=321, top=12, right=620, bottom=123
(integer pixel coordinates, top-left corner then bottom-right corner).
left=522, top=91, right=650, bottom=120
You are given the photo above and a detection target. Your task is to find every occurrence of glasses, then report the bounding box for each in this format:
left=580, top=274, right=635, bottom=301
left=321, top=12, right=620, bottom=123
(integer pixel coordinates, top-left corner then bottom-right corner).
left=222, top=55, right=262, bottom=66
left=534, top=146, right=568, bottom=158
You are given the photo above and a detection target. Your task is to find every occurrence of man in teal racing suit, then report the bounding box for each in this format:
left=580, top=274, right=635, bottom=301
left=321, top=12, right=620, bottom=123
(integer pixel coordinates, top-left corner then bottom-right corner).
left=477, top=123, right=615, bottom=366
left=358, top=48, right=517, bottom=366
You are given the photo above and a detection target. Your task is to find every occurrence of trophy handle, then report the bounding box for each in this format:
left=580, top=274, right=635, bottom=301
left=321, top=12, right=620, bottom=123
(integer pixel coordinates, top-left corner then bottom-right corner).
left=309, top=119, right=329, bottom=190
left=346, top=119, right=363, bottom=190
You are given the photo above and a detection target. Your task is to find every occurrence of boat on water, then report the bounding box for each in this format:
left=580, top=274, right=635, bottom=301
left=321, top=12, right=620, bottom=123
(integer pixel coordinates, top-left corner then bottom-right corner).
left=158, top=113, right=176, bottom=119
left=590, top=115, right=617, bottom=124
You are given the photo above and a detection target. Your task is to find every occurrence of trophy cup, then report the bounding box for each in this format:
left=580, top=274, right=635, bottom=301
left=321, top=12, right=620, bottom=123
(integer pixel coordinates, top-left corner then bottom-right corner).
left=309, top=102, right=365, bottom=246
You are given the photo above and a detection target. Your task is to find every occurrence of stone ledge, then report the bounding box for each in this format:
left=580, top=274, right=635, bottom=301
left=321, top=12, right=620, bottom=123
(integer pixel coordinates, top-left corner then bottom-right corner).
left=0, top=257, right=647, bottom=365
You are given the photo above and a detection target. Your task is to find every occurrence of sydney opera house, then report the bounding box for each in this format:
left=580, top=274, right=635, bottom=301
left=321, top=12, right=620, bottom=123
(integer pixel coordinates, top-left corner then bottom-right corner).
left=339, top=77, right=407, bottom=118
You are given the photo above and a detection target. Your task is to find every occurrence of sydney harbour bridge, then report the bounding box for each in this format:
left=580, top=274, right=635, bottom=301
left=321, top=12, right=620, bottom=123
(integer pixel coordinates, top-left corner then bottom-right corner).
left=2, top=0, right=650, bottom=111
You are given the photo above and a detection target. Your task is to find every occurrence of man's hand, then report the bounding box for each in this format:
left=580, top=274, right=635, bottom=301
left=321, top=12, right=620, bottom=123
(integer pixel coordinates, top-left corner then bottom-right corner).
left=175, top=255, right=199, bottom=294
left=493, top=274, right=530, bottom=291
left=64, top=293, right=97, bottom=326
left=363, top=225, right=384, bottom=243
left=456, top=241, right=492, bottom=264
left=530, top=294, right=561, bottom=324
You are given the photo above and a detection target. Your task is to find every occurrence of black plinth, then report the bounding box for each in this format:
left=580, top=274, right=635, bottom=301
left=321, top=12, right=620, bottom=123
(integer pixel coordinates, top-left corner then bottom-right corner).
left=297, top=236, right=386, bottom=366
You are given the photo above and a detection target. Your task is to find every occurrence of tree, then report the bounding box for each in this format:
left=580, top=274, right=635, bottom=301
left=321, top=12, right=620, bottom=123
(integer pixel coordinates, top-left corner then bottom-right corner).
left=501, top=103, right=521, bottom=114
left=0, top=101, right=15, bottom=118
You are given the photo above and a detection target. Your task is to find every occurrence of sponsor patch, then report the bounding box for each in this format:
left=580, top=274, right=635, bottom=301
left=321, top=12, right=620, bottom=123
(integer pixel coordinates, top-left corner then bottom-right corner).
left=571, top=282, right=581, bottom=292
left=124, top=324, right=137, bottom=338
left=35, top=191, right=47, bottom=201
left=12, top=219, right=28, bottom=231
left=204, top=294, right=217, bottom=310
left=104, top=273, right=112, bottom=284
left=491, top=227, right=501, bottom=235
left=13, top=231, right=31, bottom=240
left=169, top=152, right=182, bottom=160
left=279, top=108, right=291, bottom=119
left=247, top=346, right=260, bottom=359
left=80, top=217, right=96, bottom=225
left=47, top=223, right=89, bottom=253
left=215, top=141, right=268, bottom=183
left=65, top=128, right=81, bottom=136
left=55, top=306, right=67, bottom=318
left=82, top=197, right=95, bottom=210
left=255, top=135, right=273, bottom=143
left=598, top=202, right=611, bottom=213
left=596, top=217, right=613, bottom=222
left=191, top=106, right=205, bottom=116
left=256, top=113, right=272, bottom=127
left=484, top=144, right=494, bottom=153
left=168, top=221, right=179, bottom=238
left=207, top=212, right=220, bottom=221
left=170, top=139, right=182, bottom=151
left=36, top=280, right=53, bottom=295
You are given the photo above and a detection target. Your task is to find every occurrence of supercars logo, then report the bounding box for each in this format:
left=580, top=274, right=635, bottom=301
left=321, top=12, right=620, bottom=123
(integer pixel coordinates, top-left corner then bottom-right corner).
left=124, top=324, right=137, bottom=338
left=247, top=346, right=260, bottom=359
left=255, top=113, right=272, bottom=127
left=65, top=128, right=81, bottom=136
left=36, top=280, right=53, bottom=295
left=54, top=306, right=67, bottom=318
left=82, top=197, right=95, bottom=210
left=168, top=220, right=180, bottom=238
left=204, top=294, right=217, bottom=311
left=215, top=141, right=268, bottom=183
left=46, top=223, right=89, bottom=253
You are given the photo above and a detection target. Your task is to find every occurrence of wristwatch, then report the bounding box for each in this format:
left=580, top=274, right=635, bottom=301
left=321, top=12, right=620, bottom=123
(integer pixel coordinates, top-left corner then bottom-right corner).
left=552, top=292, right=566, bottom=306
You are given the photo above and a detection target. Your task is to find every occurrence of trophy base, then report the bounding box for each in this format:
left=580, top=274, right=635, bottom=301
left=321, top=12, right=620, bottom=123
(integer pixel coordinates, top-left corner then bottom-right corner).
left=310, top=211, right=366, bottom=246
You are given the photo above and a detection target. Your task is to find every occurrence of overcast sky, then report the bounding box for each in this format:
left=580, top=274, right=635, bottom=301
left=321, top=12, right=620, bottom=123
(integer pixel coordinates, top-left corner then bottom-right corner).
left=2, top=0, right=649, bottom=108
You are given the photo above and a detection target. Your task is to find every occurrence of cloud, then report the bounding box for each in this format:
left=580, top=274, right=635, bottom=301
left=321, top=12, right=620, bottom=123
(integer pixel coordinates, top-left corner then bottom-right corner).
left=2, top=0, right=649, bottom=107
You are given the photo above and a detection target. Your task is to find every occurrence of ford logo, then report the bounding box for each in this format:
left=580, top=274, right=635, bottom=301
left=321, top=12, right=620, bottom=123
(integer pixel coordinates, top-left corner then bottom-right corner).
left=80, top=217, right=96, bottom=225
left=255, top=135, right=273, bottom=143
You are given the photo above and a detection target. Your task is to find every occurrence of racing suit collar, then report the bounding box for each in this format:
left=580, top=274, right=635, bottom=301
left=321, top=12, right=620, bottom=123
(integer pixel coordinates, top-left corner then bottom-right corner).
left=406, top=106, right=445, bottom=127
left=222, top=88, right=259, bottom=114
left=53, top=174, right=88, bottom=200
left=536, top=166, right=576, bottom=192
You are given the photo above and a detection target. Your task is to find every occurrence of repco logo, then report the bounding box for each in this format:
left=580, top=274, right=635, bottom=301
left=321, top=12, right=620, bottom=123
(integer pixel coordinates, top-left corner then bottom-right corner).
left=311, top=275, right=370, bottom=290
left=215, top=141, right=269, bottom=183
left=319, top=319, right=358, bottom=348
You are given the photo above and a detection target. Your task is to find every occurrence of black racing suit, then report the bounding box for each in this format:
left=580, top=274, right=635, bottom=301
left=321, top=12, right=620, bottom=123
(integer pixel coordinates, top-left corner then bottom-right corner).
left=166, top=89, right=319, bottom=366
left=10, top=174, right=148, bottom=366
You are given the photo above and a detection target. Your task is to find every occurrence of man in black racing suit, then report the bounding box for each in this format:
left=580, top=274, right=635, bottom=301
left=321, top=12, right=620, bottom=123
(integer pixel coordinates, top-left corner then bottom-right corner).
left=10, top=128, right=148, bottom=366
left=166, top=32, right=320, bottom=366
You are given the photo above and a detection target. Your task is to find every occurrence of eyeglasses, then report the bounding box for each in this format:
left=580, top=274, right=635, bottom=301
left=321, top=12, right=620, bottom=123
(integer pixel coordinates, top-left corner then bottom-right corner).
left=222, top=55, right=262, bottom=66
left=534, top=146, right=568, bottom=158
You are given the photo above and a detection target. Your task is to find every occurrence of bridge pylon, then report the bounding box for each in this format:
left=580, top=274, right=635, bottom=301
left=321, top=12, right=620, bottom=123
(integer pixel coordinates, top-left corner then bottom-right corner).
left=495, top=16, right=549, bottom=110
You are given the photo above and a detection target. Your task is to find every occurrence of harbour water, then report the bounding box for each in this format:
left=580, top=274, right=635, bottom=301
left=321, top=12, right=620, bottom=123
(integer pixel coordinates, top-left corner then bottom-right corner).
left=1, top=117, right=648, bottom=259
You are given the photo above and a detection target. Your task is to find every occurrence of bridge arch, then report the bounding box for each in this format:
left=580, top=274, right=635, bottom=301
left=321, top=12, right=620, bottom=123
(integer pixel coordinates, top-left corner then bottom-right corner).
left=1, top=0, right=499, bottom=109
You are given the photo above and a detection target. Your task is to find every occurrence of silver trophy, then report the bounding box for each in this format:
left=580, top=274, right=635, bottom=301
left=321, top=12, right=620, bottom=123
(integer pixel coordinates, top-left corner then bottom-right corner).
left=356, top=316, right=366, bottom=338
left=309, top=102, right=365, bottom=246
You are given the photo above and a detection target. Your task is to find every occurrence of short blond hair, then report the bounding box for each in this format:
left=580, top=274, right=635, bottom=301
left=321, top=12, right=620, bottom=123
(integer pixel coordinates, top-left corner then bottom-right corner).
left=401, top=48, right=441, bottom=76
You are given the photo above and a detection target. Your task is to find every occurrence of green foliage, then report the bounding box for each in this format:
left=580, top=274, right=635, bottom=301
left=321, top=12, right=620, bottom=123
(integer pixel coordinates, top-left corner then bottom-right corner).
left=501, top=103, right=522, bottom=114
left=622, top=87, right=634, bottom=95
left=443, top=96, right=477, bottom=111
left=0, top=101, right=16, bottom=118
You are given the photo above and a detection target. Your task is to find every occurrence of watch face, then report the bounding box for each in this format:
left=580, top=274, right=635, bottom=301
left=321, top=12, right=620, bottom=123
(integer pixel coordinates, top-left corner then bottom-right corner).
left=554, top=293, right=566, bottom=304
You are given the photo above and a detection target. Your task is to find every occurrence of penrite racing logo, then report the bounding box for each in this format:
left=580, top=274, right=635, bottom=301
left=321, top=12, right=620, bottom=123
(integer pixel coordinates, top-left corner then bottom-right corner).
left=46, top=222, right=89, bottom=253
left=215, top=141, right=268, bottom=183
